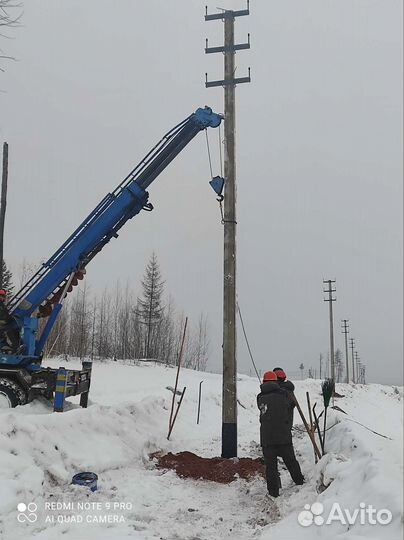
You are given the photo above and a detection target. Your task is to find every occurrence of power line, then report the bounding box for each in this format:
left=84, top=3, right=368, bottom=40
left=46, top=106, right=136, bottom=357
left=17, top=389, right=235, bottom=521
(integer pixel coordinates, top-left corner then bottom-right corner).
left=237, top=302, right=260, bottom=382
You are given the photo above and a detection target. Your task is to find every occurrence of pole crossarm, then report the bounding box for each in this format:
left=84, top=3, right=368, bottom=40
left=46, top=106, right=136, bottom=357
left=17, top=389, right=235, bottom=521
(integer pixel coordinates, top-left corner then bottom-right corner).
left=205, top=72, right=251, bottom=88
left=205, top=35, right=250, bottom=54
left=205, top=2, right=250, bottom=21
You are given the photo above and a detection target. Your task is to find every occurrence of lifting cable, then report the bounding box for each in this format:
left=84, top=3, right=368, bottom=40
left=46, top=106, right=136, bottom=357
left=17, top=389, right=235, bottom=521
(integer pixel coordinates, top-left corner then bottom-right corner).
left=237, top=302, right=261, bottom=383
left=218, top=124, right=223, bottom=178
left=217, top=125, right=224, bottom=222
left=205, top=128, right=224, bottom=223
left=205, top=129, right=214, bottom=179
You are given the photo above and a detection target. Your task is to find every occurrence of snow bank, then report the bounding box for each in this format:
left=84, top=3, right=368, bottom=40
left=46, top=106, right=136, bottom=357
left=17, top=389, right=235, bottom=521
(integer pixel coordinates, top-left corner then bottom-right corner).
left=0, top=358, right=402, bottom=540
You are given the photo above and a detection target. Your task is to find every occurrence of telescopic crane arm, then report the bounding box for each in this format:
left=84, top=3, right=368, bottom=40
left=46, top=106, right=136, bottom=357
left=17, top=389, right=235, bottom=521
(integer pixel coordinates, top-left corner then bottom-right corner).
left=8, top=107, right=222, bottom=357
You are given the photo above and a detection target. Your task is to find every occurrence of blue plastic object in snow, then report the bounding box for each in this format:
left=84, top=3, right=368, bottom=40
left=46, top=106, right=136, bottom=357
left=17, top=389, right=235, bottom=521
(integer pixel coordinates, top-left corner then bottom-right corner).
left=71, top=472, right=98, bottom=492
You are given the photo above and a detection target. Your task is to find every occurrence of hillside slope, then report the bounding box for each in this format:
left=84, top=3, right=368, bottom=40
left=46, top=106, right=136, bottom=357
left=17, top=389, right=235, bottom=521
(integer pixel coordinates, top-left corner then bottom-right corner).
left=0, top=359, right=402, bottom=540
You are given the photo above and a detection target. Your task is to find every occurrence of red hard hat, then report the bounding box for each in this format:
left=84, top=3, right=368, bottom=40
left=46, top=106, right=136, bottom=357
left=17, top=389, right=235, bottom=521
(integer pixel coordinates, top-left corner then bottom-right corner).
left=0, top=289, right=6, bottom=296
left=263, top=371, right=278, bottom=382
left=275, top=369, right=287, bottom=380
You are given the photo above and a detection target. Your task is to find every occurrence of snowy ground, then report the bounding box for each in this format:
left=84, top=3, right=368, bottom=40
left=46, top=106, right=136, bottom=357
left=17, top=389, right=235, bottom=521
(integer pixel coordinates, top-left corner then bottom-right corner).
left=0, top=358, right=402, bottom=540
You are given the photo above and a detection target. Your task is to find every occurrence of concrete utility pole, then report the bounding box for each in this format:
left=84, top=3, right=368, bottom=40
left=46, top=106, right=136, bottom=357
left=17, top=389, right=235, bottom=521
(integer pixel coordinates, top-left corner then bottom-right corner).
left=205, top=2, right=250, bottom=458
left=323, top=280, right=336, bottom=381
left=349, top=337, right=355, bottom=383
left=0, top=142, right=9, bottom=287
left=361, top=364, right=366, bottom=384
left=355, top=351, right=360, bottom=383
left=341, top=319, right=350, bottom=383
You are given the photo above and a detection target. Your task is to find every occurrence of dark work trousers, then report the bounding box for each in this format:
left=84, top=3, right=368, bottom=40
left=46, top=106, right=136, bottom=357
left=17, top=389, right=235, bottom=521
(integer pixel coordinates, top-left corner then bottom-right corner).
left=262, top=444, right=304, bottom=496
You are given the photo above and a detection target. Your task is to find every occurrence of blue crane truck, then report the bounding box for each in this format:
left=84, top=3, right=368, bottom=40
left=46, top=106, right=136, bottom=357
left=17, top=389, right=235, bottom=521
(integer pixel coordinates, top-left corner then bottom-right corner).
left=0, top=106, right=223, bottom=409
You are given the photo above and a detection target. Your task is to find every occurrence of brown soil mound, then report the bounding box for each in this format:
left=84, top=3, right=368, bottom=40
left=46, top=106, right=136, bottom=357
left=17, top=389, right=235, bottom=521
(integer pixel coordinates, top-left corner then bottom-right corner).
left=151, top=451, right=265, bottom=483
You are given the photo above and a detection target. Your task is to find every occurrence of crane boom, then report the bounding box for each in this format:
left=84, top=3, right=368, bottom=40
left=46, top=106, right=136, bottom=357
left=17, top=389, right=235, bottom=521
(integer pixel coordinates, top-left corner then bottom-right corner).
left=8, top=106, right=222, bottom=358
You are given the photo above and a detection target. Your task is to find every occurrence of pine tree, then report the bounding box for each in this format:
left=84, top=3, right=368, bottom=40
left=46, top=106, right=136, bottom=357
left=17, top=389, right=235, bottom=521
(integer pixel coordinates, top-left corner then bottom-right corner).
left=0, top=260, right=14, bottom=295
left=136, top=253, right=165, bottom=359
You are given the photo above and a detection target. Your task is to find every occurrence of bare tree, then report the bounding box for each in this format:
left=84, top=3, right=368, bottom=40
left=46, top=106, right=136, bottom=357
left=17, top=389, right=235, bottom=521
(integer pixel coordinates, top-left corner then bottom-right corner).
left=116, top=281, right=133, bottom=360
left=97, top=288, right=111, bottom=359
left=28, top=252, right=211, bottom=368
left=0, top=1, right=22, bottom=72
left=159, top=296, right=177, bottom=364
left=68, top=284, right=91, bottom=359
left=335, top=348, right=344, bottom=383
left=44, top=300, right=69, bottom=357
left=188, top=313, right=209, bottom=371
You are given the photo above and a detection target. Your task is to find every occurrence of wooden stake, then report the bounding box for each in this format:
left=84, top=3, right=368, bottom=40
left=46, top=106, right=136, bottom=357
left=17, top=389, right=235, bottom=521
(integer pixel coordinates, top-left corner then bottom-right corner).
left=292, top=393, right=322, bottom=460
left=313, top=403, right=324, bottom=454
left=306, top=391, right=318, bottom=463
left=169, top=317, right=188, bottom=429
left=167, top=387, right=186, bottom=440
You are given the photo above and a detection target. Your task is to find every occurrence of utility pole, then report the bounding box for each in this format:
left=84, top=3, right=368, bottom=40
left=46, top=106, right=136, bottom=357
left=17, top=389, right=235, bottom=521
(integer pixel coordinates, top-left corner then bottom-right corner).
left=355, top=351, right=360, bottom=384
left=349, top=337, right=355, bottom=383
left=323, top=279, right=336, bottom=381
left=358, top=362, right=364, bottom=384
left=341, top=319, right=350, bottom=383
left=0, top=142, right=9, bottom=287
left=205, top=2, right=250, bottom=459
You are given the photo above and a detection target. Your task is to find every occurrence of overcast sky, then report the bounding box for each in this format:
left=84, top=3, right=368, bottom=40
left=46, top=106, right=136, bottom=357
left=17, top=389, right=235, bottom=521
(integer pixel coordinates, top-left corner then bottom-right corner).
left=0, top=1, right=402, bottom=384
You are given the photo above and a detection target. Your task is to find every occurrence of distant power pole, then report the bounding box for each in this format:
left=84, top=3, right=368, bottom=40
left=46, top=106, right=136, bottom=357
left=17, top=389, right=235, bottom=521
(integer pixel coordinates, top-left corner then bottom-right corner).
left=323, top=279, right=336, bottom=381
left=0, top=142, right=9, bottom=287
left=205, top=2, right=251, bottom=459
left=355, top=351, right=360, bottom=383
left=341, top=319, right=350, bottom=383
left=349, top=337, right=355, bottom=383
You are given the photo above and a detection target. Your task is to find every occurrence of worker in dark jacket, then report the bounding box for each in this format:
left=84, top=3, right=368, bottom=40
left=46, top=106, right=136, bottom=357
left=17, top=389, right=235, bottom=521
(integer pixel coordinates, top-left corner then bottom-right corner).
left=273, top=367, right=295, bottom=424
left=257, top=370, right=304, bottom=497
left=0, top=289, right=21, bottom=352
left=273, top=367, right=295, bottom=393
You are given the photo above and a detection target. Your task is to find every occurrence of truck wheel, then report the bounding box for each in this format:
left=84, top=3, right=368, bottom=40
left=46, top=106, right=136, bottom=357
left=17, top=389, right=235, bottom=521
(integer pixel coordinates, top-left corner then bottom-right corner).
left=0, top=378, right=27, bottom=408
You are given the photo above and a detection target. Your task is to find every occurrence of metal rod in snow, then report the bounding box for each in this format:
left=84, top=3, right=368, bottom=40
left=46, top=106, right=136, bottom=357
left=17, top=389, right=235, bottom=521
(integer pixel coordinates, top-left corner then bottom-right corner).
left=169, top=316, right=188, bottom=430
left=197, top=380, right=204, bottom=424
left=167, top=387, right=186, bottom=440
left=0, top=142, right=9, bottom=287
left=292, top=392, right=322, bottom=460
left=306, top=391, right=317, bottom=463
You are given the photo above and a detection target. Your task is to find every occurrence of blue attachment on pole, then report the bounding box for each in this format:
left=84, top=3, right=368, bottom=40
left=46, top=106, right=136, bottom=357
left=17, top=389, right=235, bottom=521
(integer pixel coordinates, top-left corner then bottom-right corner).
left=53, top=367, right=67, bottom=412
left=209, top=175, right=225, bottom=197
